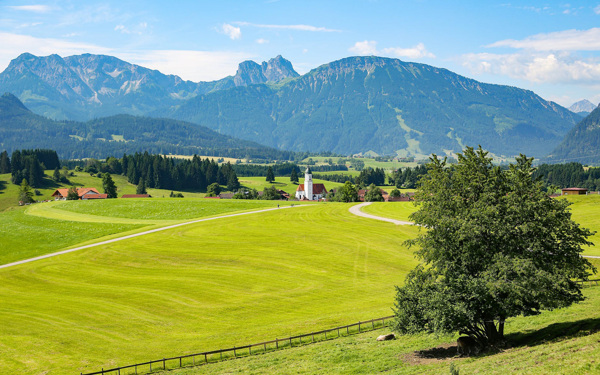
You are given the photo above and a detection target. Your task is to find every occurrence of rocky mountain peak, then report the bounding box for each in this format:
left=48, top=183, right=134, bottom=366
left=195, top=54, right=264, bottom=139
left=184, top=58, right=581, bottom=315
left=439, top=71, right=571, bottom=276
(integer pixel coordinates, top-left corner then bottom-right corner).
left=569, top=99, right=597, bottom=114
left=234, top=56, right=298, bottom=86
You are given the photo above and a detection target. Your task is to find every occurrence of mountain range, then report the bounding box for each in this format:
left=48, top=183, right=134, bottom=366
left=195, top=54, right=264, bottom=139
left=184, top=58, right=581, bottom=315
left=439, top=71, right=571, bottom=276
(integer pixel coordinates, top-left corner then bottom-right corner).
left=0, top=53, right=583, bottom=159
left=0, top=92, right=292, bottom=160
left=546, top=105, right=600, bottom=165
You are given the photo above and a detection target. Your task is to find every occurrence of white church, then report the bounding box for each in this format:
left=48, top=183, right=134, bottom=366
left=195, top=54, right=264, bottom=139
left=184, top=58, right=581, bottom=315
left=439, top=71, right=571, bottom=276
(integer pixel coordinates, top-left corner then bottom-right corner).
left=295, top=167, right=328, bottom=201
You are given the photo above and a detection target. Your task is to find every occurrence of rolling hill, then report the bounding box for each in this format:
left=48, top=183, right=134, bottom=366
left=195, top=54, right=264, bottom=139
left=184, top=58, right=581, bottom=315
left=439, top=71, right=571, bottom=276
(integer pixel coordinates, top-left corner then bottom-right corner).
left=0, top=93, right=294, bottom=160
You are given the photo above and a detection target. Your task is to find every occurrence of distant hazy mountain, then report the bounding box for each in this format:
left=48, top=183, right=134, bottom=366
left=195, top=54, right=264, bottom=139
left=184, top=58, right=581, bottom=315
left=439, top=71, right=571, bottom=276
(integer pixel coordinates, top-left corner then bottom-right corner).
left=0, top=53, right=298, bottom=121
left=546, top=106, right=600, bottom=165
left=165, top=56, right=579, bottom=158
left=569, top=99, right=597, bottom=117
left=0, top=93, right=292, bottom=160
left=569, top=99, right=597, bottom=113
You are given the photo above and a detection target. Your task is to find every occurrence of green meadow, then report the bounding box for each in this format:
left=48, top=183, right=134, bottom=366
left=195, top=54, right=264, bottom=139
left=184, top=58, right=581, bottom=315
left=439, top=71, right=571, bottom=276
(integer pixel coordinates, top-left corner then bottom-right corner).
left=162, top=285, right=600, bottom=375
left=1, top=184, right=600, bottom=374
left=0, top=203, right=419, bottom=374
left=238, top=176, right=343, bottom=196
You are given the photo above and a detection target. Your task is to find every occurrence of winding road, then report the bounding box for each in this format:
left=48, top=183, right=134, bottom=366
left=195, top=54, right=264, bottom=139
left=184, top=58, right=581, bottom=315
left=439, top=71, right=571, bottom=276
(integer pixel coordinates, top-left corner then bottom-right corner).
left=0, top=205, right=302, bottom=270
left=348, top=202, right=600, bottom=259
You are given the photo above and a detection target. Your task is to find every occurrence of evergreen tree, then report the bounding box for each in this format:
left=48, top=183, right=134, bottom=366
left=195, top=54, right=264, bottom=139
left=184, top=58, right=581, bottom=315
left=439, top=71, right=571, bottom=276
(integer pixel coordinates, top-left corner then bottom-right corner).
left=53, top=167, right=61, bottom=182
left=102, top=173, right=118, bottom=198
left=266, top=166, right=275, bottom=183
left=136, top=180, right=147, bottom=195
left=290, top=167, right=299, bottom=184
left=0, top=151, right=10, bottom=174
left=226, top=170, right=240, bottom=191
left=18, top=179, right=34, bottom=204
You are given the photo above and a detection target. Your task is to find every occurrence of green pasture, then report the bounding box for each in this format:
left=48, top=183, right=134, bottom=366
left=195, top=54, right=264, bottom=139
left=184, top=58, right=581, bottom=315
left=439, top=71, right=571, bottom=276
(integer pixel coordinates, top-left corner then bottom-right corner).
left=0, top=203, right=420, bottom=375
left=361, top=202, right=417, bottom=222
left=238, top=176, right=343, bottom=195
left=0, top=171, right=206, bottom=212
left=161, top=285, right=600, bottom=375
left=300, top=156, right=418, bottom=172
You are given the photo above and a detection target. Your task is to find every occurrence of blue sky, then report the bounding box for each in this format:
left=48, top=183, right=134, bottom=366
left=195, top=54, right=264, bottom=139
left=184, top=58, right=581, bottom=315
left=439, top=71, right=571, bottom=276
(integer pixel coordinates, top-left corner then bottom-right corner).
left=1, top=0, right=600, bottom=107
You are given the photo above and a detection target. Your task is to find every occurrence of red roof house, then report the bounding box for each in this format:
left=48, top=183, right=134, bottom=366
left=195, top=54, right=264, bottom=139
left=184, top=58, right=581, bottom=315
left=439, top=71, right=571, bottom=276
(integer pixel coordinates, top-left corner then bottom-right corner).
left=51, top=187, right=105, bottom=200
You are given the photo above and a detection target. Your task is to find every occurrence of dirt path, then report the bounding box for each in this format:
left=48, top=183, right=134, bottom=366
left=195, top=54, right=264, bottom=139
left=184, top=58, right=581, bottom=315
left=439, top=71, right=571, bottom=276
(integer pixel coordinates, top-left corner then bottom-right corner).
left=348, top=202, right=600, bottom=260
left=0, top=205, right=302, bottom=270
left=348, top=202, right=414, bottom=225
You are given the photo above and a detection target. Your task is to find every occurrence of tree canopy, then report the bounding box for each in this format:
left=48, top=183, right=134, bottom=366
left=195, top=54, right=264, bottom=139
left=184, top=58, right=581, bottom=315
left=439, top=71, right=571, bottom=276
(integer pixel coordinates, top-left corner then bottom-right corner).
left=394, top=146, right=596, bottom=348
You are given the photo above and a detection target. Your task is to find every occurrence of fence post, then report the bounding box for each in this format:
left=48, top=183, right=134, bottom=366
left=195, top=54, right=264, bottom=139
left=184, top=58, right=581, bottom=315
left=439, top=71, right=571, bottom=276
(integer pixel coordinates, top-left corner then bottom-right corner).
left=205, top=353, right=207, bottom=363
left=372, top=320, right=375, bottom=329
left=359, top=321, right=361, bottom=332
left=180, top=357, right=182, bottom=367
left=276, top=339, right=278, bottom=349
left=234, top=346, right=237, bottom=358
left=338, top=328, right=340, bottom=337
left=163, top=358, right=166, bottom=370
left=290, top=337, right=293, bottom=347
left=220, top=350, right=223, bottom=360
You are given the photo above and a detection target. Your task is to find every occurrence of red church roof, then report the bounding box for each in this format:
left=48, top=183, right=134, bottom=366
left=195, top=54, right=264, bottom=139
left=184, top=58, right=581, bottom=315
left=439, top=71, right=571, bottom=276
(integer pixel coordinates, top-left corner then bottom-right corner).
left=296, top=183, right=327, bottom=195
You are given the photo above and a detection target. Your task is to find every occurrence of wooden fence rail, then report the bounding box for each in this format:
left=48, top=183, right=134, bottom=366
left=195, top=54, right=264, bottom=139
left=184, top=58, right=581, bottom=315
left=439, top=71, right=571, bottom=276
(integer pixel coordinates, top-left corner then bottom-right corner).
left=81, top=315, right=395, bottom=375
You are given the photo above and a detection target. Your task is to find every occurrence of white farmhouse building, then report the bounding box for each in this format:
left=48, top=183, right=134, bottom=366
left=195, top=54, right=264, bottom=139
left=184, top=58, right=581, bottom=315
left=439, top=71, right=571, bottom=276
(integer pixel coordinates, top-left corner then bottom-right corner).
left=295, top=167, right=327, bottom=200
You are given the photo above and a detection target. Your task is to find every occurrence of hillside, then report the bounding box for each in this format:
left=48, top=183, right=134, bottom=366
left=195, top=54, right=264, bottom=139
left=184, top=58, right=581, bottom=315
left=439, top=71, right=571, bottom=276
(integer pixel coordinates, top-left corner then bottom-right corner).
left=546, top=105, right=600, bottom=164
left=0, top=53, right=298, bottom=121
left=166, top=56, right=579, bottom=158
left=0, top=93, right=293, bottom=160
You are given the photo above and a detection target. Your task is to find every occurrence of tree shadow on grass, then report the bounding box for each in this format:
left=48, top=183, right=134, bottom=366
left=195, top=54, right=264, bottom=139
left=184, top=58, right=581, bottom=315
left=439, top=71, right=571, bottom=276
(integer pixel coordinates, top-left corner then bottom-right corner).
left=0, top=180, right=6, bottom=194
left=507, top=318, right=600, bottom=348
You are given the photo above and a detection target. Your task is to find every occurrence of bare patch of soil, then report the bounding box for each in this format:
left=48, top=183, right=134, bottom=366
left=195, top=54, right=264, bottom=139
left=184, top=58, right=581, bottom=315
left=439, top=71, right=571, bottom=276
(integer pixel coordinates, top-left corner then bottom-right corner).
left=401, top=342, right=459, bottom=365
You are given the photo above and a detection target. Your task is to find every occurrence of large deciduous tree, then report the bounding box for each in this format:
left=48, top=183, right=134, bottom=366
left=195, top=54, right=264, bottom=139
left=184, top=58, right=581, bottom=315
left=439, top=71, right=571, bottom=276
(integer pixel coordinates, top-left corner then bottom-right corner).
left=394, top=146, right=596, bottom=349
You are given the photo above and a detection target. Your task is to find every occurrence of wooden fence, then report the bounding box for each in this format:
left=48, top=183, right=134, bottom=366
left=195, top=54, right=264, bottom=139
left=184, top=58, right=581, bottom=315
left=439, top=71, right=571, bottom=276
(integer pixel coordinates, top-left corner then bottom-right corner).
left=81, top=315, right=395, bottom=375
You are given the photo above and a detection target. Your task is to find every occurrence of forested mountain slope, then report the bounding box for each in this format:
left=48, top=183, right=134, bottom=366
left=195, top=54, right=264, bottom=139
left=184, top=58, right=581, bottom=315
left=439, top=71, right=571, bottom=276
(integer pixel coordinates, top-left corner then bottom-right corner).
left=0, top=93, right=293, bottom=160
left=546, top=106, right=600, bottom=165
left=166, top=56, right=578, bottom=158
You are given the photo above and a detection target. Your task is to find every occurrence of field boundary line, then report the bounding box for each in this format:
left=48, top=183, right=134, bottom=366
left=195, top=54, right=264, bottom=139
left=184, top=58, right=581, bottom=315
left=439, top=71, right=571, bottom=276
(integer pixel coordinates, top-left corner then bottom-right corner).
left=0, top=205, right=307, bottom=270
left=80, top=315, right=395, bottom=375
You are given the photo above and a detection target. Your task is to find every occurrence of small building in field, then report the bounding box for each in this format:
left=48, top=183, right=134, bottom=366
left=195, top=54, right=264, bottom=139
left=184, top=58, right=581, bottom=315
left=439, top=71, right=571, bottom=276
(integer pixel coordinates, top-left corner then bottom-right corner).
left=121, top=194, right=151, bottom=198
left=51, top=187, right=106, bottom=200
left=561, top=187, right=588, bottom=196
left=295, top=167, right=327, bottom=201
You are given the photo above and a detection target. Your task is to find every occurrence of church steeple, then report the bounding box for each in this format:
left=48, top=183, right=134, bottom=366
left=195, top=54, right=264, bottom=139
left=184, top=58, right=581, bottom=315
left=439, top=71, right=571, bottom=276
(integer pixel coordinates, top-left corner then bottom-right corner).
left=304, top=166, right=313, bottom=200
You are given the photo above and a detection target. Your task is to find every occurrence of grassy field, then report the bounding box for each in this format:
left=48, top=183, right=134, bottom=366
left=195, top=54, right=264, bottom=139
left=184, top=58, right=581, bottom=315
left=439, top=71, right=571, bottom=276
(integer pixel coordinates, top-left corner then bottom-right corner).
left=300, top=156, right=418, bottom=172
left=361, top=196, right=600, bottom=257
left=0, top=203, right=420, bottom=374
left=160, top=285, right=600, bottom=375
left=2, top=187, right=600, bottom=374
left=0, top=171, right=207, bottom=212
left=238, top=176, right=344, bottom=196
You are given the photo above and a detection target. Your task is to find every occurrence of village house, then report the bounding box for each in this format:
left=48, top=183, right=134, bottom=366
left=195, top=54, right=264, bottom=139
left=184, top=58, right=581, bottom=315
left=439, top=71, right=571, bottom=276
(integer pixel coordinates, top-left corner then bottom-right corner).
left=295, top=167, right=327, bottom=201
left=561, top=187, right=588, bottom=196
left=51, top=187, right=107, bottom=200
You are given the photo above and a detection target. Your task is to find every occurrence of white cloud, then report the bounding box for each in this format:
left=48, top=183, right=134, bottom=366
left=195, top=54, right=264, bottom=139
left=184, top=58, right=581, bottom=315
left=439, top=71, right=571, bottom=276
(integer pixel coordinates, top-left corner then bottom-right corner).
left=114, top=22, right=148, bottom=35
left=462, top=52, right=600, bottom=84
left=117, top=50, right=254, bottom=82
left=0, top=32, right=251, bottom=82
left=349, top=40, right=378, bottom=55
left=221, top=23, right=241, bottom=40
left=0, top=32, right=112, bottom=72
left=7, top=5, right=51, bottom=13
left=235, top=22, right=341, bottom=32
left=349, top=40, right=435, bottom=59
left=595, top=5, right=600, bottom=14
left=383, top=43, right=436, bottom=59
left=256, top=38, right=269, bottom=44
left=488, top=28, right=600, bottom=51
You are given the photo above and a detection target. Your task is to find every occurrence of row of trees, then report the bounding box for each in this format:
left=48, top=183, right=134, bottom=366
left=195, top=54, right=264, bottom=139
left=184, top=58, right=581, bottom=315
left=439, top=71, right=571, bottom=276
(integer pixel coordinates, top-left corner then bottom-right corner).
left=5, top=149, right=60, bottom=188
left=532, top=162, right=600, bottom=191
